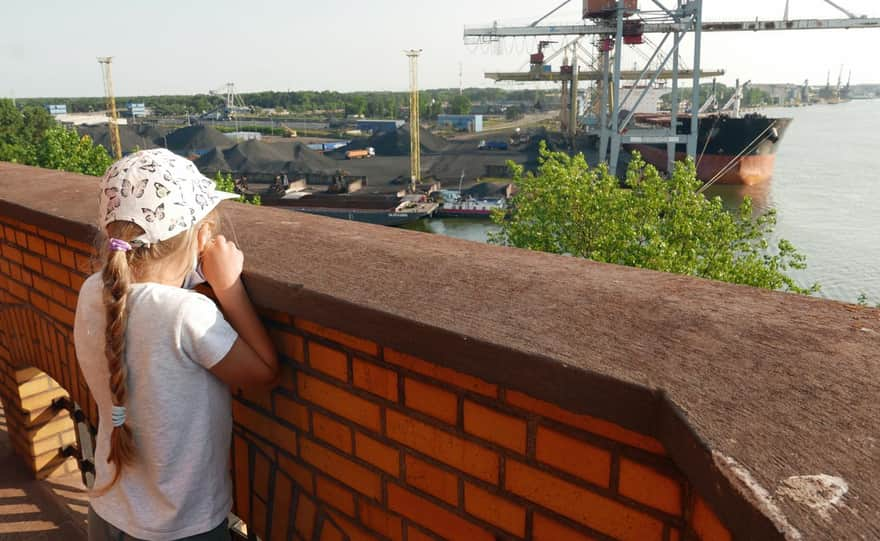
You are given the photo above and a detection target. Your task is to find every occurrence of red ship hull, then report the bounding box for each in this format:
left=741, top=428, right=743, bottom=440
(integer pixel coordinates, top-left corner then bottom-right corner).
left=631, top=146, right=778, bottom=186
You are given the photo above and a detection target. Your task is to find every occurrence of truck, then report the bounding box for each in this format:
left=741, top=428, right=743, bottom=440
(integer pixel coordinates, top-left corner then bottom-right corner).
left=345, top=147, right=376, bottom=160
left=478, top=140, right=509, bottom=151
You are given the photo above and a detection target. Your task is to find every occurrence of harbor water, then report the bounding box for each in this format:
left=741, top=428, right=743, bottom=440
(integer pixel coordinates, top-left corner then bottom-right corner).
left=405, top=100, right=880, bottom=304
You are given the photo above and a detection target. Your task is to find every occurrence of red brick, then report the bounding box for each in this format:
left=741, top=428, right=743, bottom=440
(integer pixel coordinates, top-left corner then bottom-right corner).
left=26, top=235, right=45, bottom=255
left=536, top=426, right=611, bottom=488
left=316, top=474, right=356, bottom=516
left=43, top=242, right=60, bottom=263
left=48, top=301, right=74, bottom=327
left=618, top=458, right=682, bottom=516
left=533, top=514, right=600, bottom=541
left=251, top=498, right=268, bottom=540
left=22, top=252, right=42, bottom=273
left=297, top=319, right=379, bottom=356
left=278, top=454, right=314, bottom=495
left=506, top=390, right=666, bottom=455
left=298, top=374, right=381, bottom=432
left=354, top=432, right=399, bottom=476
left=405, top=525, right=435, bottom=541
left=74, top=253, right=92, bottom=274
left=274, top=394, right=310, bottom=431
left=232, top=400, right=297, bottom=457
left=463, top=482, right=526, bottom=536
left=32, top=275, right=52, bottom=296
left=43, top=261, right=70, bottom=287
left=58, top=247, right=75, bottom=269
left=404, top=378, right=457, bottom=425
left=29, top=291, right=50, bottom=313
left=271, top=474, right=293, bottom=541
left=15, top=230, right=27, bottom=246
left=2, top=244, right=23, bottom=264
left=385, top=410, right=498, bottom=484
left=295, top=494, right=317, bottom=541
left=271, top=329, right=304, bottom=363
left=463, top=400, right=527, bottom=453
left=313, top=411, right=353, bottom=453
left=691, top=497, right=732, bottom=541
left=232, top=435, right=250, bottom=523
left=253, top=452, right=272, bottom=500
left=669, top=528, right=681, bottom=541
left=384, top=348, right=497, bottom=397
left=352, top=358, right=398, bottom=402
left=68, top=272, right=85, bottom=291
left=319, top=522, right=345, bottom=541
left=236, top=384, right=272, bottom=411
left=66, top=237, right=94, bottom=254
left=300, top=437, right=382, bottom=500
left=505, top=460, right=664, bottom=541
left=387, top=483, right=494, bottom=541
left=309, top=341, right=348, bottom=381
left=326, top=509, right=383, bottom=541
left=405, top=454, right=458, bottom=505
left=359, top=500, right=403, bottom=541
left=37, top=228, right=66, bottom=244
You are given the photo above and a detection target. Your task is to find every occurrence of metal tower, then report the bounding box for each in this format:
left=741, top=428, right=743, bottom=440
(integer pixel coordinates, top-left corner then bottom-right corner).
left=97, top=57, right=122, bottom=160
left=405, top=49, right=422, bottom=190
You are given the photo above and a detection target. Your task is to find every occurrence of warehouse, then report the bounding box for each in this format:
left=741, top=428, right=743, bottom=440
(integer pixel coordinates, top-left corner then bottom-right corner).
left=356, top=119, right=405, bottom=134
left=436, top=114, right=483, bottom=133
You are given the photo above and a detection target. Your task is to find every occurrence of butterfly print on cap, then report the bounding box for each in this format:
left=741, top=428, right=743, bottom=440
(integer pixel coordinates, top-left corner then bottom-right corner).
left=142, top=203, right=166, bottom=223
left=121, top=177, right=148, bottom=198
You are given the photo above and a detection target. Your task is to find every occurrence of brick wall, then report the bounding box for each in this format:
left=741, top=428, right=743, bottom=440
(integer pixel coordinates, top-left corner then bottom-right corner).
left=0, top=211, right=735, bottom=540
left=229, top=316, right=733, bottom=541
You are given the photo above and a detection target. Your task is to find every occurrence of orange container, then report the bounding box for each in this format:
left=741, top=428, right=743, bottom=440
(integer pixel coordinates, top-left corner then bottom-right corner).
left=584, top=0, right=638, bottom=18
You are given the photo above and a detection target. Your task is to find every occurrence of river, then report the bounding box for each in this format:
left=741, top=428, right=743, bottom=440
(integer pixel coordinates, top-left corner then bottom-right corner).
left=405, top=100, right=880, bottom=304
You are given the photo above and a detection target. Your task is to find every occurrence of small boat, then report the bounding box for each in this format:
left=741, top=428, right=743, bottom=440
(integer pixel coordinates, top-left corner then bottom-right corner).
left=435, top=190, right=505, bottom=218
left=262, top=190, right=437, bottom=227
left=286, top=200, right=438, bottom=226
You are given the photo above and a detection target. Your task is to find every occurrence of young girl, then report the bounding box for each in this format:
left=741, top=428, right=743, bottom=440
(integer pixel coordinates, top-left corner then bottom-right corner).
left=74, top=149, right=279, bottom=541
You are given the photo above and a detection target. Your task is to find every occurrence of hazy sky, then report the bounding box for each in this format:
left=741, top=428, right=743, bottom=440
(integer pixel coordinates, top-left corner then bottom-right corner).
left=3, top=0, right=879, bottom=98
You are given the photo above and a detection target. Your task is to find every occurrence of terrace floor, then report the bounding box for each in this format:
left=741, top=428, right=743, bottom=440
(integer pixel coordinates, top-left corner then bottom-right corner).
left=0, top=403, right=87, bottom=541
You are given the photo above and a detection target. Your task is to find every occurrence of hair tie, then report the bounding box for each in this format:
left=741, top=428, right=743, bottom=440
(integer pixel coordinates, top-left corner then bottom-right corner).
left=111, top=405, right=127, bottom=427
left=109, top=238, right=132, bottom=252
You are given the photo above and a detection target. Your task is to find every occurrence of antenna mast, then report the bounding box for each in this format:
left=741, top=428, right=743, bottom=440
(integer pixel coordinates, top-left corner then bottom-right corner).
left=97, top=57, right=122, bottom=160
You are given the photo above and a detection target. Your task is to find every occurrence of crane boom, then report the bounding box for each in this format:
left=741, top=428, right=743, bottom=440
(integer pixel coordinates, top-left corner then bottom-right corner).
left=97, top=57, right=122, bottom=160
left=464, top=17, right=880, bottom=39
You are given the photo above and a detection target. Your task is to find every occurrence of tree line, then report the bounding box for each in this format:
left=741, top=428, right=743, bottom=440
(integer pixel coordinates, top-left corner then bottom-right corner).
left=15, top=88, right=550, bottom=119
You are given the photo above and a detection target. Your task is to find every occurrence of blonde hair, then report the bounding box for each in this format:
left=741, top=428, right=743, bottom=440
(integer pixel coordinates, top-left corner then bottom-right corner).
left=92, top=211, right=217, bottom=494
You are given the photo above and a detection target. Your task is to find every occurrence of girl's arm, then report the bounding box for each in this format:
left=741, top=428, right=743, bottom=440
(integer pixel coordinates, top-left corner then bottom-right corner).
left=201, top=235, right=279, bottom=387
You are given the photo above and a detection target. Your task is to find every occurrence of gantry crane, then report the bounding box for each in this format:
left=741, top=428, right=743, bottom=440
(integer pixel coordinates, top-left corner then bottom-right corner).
left=405, top=50, right=422, bottom=191
left=97, top=57, right=122, bottom=160
left=465, top=0, right=880, bottom=173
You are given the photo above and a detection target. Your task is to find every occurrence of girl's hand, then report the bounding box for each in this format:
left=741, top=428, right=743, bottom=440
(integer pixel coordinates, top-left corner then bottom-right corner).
left=200, top=235, right=243, bottom=292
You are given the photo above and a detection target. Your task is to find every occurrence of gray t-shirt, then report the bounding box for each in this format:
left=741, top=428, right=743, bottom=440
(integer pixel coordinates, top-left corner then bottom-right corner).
left=74, top=273, right=238, bottom=540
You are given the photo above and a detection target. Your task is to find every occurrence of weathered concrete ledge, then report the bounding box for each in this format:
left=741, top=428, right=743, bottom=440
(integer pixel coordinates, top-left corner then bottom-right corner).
left=1, top=162, right=878, bottom=540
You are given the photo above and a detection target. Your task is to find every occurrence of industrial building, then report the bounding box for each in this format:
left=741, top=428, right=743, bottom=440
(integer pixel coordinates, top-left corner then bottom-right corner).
left=127, top=102, right=147, bottom=118
left=356, top=119, right=404, bottom=134
left=45, top=104, right=67, bottom=116
left=436, top=114, right=483, bottom=132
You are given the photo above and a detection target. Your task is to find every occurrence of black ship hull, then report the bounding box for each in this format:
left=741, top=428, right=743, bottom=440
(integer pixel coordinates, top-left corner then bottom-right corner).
left=625, top=114, right=792, bottom=185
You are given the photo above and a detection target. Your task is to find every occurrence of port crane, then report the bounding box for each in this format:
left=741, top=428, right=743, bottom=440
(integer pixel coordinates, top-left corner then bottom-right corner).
left=405, top=50, right=423, bottom=191
left=97, top=57, right=122, bottom=160
left=201, top=82, right=250, bottom=120
left=465, top=1, right=880, bottom=173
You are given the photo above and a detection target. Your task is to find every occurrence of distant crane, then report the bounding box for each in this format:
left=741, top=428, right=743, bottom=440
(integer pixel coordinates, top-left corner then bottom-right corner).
left=405, top=49, right=422, bottom=190
left=202, top=83, right=249, bottom=120
left=97, top=57, right=122, bottom=160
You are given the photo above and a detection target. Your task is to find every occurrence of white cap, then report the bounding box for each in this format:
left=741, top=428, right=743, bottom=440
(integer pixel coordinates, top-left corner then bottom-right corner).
left=98, top=149, right=238, bottom=246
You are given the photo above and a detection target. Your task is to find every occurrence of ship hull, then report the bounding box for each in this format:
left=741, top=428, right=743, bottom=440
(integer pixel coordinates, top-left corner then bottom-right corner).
left=287, top=207, right=433, bottom=226
left=629, top=146, right=778, bottom=186
left=625, top=115, right=791, bottom=185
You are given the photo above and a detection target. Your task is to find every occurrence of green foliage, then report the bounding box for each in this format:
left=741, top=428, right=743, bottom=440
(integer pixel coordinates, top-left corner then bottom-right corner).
left=492, top=144, right=819, bottom=294
left=449, top=95, right=472, bottom=115
left=0, top=99, right=55, bottom=165
left=213, top=171, right=260, bottom=205
left=505, top=105, right=525, bottom=121
left=35, top=127, right=112, bottom=176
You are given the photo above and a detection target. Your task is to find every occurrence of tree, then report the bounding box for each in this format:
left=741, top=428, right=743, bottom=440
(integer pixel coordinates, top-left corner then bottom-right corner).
left=449, top=95, right=472, bottom=115
left=35, top=126, right=112, bottom=176
left=505, top=105, right=524, bottom=121
left=492, top=144, right=819, bottom=294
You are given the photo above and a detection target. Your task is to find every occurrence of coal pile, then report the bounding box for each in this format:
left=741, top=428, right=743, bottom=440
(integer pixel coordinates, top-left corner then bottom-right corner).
left=194, top=139, right=338, bottom=178
left=76, top=124, right=168, bottom=154
left=161, top=125, right=233, bottom=152
left=344, top=124, right=449, bottom=156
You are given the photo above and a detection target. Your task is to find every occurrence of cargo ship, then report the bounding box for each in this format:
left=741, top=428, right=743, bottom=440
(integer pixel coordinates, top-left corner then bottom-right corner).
left=625, top=113, right=791, bottom=185
left=262, top=191, right=437, bottom=227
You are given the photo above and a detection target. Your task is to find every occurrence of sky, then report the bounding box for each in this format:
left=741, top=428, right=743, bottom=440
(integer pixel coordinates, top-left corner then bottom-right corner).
left=2, top=0, right=879, bottom=98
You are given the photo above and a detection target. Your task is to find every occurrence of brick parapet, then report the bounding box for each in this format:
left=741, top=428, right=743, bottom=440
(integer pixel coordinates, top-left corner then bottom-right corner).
left=2, top=162, right=877, bottom=540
